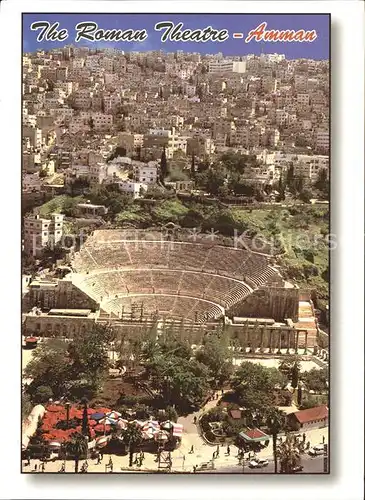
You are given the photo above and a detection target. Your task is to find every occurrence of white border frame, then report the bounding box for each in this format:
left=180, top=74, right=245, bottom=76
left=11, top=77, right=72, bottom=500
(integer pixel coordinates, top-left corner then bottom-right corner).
left=0, top=1, right=363, bottom=499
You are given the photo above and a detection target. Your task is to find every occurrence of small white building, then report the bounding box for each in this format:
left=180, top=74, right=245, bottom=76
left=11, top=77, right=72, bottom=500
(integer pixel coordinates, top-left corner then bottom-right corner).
left=117, top=181, right=148, bottom=199
left=137, top=164, right=158, bottom=184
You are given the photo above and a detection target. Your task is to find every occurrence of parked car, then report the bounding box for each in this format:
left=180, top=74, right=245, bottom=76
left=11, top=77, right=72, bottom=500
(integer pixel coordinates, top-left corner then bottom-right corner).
left=314, top=444, right=325, bottom=452
left=196, top=461, right=215, bottom=471
left=308, top=446, right=324, bottom=456
left=248, top=458, right=269, bottom=468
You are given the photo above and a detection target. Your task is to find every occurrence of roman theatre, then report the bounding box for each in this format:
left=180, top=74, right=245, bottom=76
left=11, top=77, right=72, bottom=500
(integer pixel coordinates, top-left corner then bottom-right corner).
left=23, top=229, right=323, bottom=355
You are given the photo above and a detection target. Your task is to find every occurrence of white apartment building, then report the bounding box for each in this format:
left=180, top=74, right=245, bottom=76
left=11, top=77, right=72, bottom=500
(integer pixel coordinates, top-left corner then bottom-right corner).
left=294, top=155, right=329, bottom=183
left=315, top=128, right=330, bottom=153
left=208, top=60, right=246, bottom=73
left=23, top=213, right=64, bottom=256
left=117, top=181, right=147, bottom=199
left=72, top=58, right=85, bottom=69
left=137, top=164, right=158, bottom=184
left=297, top=93, right=310, bottom=106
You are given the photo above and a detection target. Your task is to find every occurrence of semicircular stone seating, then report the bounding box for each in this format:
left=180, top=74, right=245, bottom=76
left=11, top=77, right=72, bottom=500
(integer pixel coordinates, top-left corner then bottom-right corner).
left=73, top=236, right=279, bottom=323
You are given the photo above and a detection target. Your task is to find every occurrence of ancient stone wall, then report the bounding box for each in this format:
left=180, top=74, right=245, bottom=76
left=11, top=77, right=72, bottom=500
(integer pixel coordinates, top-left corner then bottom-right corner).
left=227, top=286, right=299, bottom=322
left=27, top=280, right=98, bottom=311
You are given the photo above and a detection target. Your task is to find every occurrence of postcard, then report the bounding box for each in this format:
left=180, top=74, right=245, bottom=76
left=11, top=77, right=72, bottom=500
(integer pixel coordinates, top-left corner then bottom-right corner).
left=21, top=12, right=330, bottom=475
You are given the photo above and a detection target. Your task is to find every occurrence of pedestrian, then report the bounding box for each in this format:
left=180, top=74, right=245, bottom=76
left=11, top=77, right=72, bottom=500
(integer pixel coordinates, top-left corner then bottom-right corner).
left=34, top=464, right=38, bottom=472
left=322, top=435, right=325, bottom=444
left=227, top=445, right=230, bottom=456
left=40, top=462, right=45, bottom=473
left=193, top=465, right=197, bottom=473
left=100, top=451, right=104, bottom=460
left=193, top=416, right=197, bottom=424
left=221, top=389, right=224, bottom=395
left=303, top=433, right=306, bottom=442
left=141, top=451, right=145, bottom=460
left=216, top=393, right=219, bottom=400
left=189, top=445, right=194, bottom=454
left=26, top=457, right=30, bottom=467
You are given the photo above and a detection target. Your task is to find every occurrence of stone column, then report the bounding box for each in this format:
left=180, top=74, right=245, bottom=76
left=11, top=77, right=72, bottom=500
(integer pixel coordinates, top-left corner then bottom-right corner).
left=304, top=331, right=308, bottom=354
left=286, top=330, right=291, bottom=354
left=295, top=330, right=299, bottom=354
left=269, top=328, right=273, bottom=354
left=278, top=329, right=282, bottom=354
left=260, top=328, right=265, bottom=353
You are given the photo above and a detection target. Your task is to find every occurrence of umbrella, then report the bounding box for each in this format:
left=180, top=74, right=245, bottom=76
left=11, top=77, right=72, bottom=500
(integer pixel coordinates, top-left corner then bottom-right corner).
left=142, top=430, right=154, bottom=440
left=142, top=420, right=160, bottom=432
left=161, top=420, right=174, bottom=430
left=172, top=423, right=183, bottom=438
left=99, top=417, right=117, bottom=426
left=90, top=412, right=105, bottom=421
left=96, top=436, right=109, bottom=448
left=116, top=419, right=127, bottom=430
left=106, top=411, right=121, bottom=419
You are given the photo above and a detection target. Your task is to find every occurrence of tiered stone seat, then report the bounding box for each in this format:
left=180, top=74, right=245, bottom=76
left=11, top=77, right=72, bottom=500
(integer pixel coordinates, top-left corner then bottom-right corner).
left=168, top=243, right=208, bottom=271
left=179, top=272, right=214, bottom=297
left=122, top=270, right=154, bottom=293
left=129, top=243, right=170, bottom=268
left=203, top=247, right=251, bottom=276
left=88, top=244, right=132, bottom=269
left=205, top=276, right=250, bottom=307
left=79, top=276, right=108, bottom=301
left=96, top=272, right=128, bottom=295
left=150, top=270, right=181, bottom=294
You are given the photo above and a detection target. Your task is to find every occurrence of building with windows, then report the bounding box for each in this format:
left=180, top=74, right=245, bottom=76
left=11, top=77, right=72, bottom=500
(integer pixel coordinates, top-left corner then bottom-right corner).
left=23, top=214, right=64, bottom=256
left=208, top=60, right=246, bottom=73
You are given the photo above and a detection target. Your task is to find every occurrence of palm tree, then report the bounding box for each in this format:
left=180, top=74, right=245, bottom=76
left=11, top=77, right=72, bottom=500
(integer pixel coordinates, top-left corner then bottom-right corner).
left=277, top=434, right=301, bottom=473
left=121, top=423, right=143, bottom=467
left=266, top=408, right=286, bottom=474
left=66, top=432, right=88, bottom=473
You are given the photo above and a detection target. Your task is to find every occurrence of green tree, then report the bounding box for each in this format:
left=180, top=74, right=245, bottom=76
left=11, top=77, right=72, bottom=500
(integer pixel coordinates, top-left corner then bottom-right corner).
left=231, top=362, right=277, bottom=410
left=278, top=434, right=301, bottom=473
left=24, top=339, right=72, bottom=399
left=299, top=188, right=312, bottom=203
left=291, top=361, right=300, bottom=389
left=146, top=355, right=209, bottom=409
left=68, top=324, right=115, bottom=390
left=22, top=392, right=33, bottom=421
left=191, top=155, right=196, bottom=179
left=195, top=334, right=233, bottom=385
left=66, top=432, right=88, bottom=473
left=160, top=147, right=168, bottom=183
left=33, top=385, right=53, bottom=404
left=266, top=408, right=286, bottom=474
left=121, top=422, right=143, bottom=467
left=301, top=367, right=328, bottom=394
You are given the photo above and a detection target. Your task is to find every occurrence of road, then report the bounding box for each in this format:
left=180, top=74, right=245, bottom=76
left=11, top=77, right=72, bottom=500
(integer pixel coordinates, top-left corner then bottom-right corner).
left=199, top=455, right=327, bottom=474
